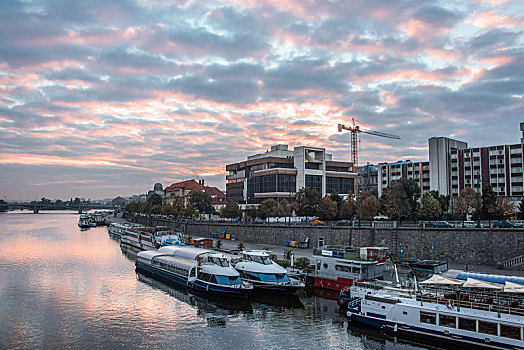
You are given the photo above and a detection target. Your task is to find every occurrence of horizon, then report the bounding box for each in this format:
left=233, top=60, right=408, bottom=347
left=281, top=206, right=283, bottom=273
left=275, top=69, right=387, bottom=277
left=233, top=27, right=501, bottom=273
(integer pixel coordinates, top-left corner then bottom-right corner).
left=1, top=0, right=523, bottom=200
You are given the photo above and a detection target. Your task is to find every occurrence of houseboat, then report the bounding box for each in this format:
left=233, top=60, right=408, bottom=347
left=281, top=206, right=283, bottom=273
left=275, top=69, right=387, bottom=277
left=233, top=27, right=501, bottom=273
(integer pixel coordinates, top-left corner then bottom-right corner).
left=120, top=226, right=183, bottom=251
left=345, top=276, right=524, bottom=349
left=306, top=246, right=388, bottom=291
left=233, top=250, right=305, bottom=294
left=135, top=249, right=252, bottom=298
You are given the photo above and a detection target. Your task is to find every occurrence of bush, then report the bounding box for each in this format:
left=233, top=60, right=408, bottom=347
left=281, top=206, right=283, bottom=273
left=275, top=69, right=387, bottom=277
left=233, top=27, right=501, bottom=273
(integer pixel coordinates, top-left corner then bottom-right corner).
left=295, top=257, right=310, bottom=270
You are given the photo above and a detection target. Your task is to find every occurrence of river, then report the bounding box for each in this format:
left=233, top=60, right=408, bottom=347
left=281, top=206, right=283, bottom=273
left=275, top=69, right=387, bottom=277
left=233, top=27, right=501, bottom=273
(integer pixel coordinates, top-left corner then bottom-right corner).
left=0, top=211, right=430, bottom=350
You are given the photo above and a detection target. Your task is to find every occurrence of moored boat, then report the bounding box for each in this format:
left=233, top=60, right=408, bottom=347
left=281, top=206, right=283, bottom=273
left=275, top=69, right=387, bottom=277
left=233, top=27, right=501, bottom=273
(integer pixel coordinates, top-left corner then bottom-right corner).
left=135, top=249, right=252, bottom=298
left=345, top=277, right=524, bottom=350
left=120, top=226, right=183, bottom=251
left=233, top=250, right=305, bottom=294
left=78, top=214, right=95, bottom=228
left=306, top=246, right=388, bottom=291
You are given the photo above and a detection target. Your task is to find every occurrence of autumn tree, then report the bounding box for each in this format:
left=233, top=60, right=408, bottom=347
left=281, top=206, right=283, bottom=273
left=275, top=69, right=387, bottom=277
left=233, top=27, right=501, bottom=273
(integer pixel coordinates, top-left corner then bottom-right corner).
left=220, top=200, right=242, bottom=219
left=257, top=199, right=278, bottom=219
left=360, top=195, right=380, bottom=219
left=294, top=187, right=320, bottom=217
left=317, top=196, right=338, bottom=221
left=171, top=197, right=185, bottom=216
left=339, top=197, right=356, bottom=220
left=517, top=199, right=524, bottom=220
left=161, top=204, right=176, bottom=216
left=380, top=178, right=421, bottom=221
left=454, top=187, right=478, bottom=219
left=429, top=190, right=450, bottom=213
left=329, top=192, right=344, bottom=218
left=276, top=199, right=292, bottom=218
left=189, top=190, right=213, bottom=214
left=418, top=193, right=442, bottom=220
left=480, top=184, right=497, bottom=220
left=490, top=197, right=515, bottom=219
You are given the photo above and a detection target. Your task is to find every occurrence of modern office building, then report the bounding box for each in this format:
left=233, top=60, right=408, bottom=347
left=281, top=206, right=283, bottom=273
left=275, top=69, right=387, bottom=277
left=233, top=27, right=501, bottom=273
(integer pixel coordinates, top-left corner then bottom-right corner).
left=226, top=145, right=356, bottom=209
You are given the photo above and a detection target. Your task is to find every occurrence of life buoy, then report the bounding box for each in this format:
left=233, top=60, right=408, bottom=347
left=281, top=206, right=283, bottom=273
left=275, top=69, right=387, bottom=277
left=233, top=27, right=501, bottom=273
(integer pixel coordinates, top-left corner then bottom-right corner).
left=447, top=300, right=454, bottom=309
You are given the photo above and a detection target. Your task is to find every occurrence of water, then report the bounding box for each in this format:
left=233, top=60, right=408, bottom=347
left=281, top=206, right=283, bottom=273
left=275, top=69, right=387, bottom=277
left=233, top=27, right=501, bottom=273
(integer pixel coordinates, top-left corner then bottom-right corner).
left=0, top=211, right=428, bottom=350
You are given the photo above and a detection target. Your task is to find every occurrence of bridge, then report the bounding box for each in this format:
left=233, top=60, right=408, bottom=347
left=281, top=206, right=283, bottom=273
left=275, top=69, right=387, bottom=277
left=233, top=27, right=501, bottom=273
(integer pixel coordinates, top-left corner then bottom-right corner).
left=5, top=203, right=118, bottom=214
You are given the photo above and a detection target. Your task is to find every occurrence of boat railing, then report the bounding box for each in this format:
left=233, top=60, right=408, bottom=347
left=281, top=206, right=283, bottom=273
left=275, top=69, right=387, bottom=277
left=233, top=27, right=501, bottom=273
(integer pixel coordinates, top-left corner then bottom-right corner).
left=419, top=294, right=524, bottom=316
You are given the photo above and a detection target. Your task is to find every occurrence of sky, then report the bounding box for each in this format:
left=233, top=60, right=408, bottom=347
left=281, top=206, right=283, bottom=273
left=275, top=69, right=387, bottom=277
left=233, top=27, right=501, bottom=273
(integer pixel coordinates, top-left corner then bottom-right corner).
left=1, top=0, right=523, bottom=201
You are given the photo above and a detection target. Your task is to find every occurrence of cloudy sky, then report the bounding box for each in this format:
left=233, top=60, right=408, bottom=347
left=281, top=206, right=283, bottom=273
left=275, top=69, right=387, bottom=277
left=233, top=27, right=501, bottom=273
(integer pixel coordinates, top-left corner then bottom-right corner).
left=1, top=0, right=523, bottom=200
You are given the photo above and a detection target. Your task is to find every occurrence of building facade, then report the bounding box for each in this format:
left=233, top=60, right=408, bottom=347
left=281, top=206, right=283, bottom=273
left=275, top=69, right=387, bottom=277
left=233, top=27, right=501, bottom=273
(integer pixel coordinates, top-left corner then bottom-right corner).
left=429, top=136, right=468, bottom=196
left=377, top=160, right=431, bottom=197
left=164, top=179, right=226, bottom=212
left=226, top=145, right=356, bottom=209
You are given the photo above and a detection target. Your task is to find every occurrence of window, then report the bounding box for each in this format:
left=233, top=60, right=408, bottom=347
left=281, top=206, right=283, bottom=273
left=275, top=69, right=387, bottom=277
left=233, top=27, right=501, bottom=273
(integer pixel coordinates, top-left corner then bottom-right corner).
left=479, top=321, right=498, bottom=336
left=259, top=273, right=278, bottom=282
left=458, top=318, right=476, bottom=332
left=275, top=273, right=290, bottom=283
left=420, top=312, right=436, bottom=325
left=500, top=325, right=521, bottom=340
left=439, top=314, right=456, bottom=328
left=335, top=265, right=351, bottom=272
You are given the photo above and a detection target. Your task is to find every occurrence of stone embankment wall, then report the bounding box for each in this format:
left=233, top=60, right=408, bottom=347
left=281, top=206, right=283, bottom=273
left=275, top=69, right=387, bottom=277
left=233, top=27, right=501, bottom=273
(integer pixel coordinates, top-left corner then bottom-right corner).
left=134, top=216, right=524, bottom=265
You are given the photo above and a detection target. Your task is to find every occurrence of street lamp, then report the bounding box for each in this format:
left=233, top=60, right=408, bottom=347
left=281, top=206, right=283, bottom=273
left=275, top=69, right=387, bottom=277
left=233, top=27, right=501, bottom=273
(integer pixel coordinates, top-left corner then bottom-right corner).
left=475, top=172, right=481, bottom=228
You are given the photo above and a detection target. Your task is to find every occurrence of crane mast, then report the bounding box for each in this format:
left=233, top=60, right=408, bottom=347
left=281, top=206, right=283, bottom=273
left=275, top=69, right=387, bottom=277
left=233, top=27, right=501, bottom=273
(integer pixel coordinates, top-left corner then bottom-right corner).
left=338, top=118, right=400, bottom=204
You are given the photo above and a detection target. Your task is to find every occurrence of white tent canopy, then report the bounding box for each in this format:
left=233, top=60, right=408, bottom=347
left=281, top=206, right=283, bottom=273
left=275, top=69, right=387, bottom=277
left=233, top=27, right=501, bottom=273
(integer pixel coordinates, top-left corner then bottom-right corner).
left=462, top=277, right=504, bottom=289
left=420, top=275, right=464, bottom=285
left=504, top=281, right=524, bottom=293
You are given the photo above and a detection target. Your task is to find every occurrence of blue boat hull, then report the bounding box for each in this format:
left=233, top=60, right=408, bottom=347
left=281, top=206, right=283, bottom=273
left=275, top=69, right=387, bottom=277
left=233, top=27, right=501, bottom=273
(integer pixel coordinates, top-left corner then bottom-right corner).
left=347, top=312, right=521, bottom=350
left=136, top=262, right=250, bottom=298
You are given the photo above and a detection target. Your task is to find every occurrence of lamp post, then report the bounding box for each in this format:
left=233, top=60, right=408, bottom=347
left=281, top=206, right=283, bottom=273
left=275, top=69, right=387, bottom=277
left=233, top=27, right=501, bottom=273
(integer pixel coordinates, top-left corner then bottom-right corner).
left=475, top=172, right=481, bottom=228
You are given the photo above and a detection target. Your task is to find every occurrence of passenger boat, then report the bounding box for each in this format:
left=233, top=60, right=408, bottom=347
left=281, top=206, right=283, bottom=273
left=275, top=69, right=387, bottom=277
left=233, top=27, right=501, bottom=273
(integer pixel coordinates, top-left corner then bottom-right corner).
left=78, top=214, right=96, bottom=228
left=232, top=250, right=304, bottom=294
left=306, top=246, right=388, bottom=291
left=120, top=226, right=183, bottom=250
left=135, top=248, right=252, bottom=298
left=108, top=222, right=143, bottom=237
left=345, top=276, right=524, bottom=350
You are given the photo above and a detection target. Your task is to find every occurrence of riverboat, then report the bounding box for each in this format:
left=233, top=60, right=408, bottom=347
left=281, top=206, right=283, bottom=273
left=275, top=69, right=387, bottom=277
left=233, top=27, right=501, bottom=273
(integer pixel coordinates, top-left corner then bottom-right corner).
left=108, top=222, right=143, bottom=237
left=135, top=249, right=252, bottom=298
left=78, top=214, right=96, bottom=228
left=232, top=250, right=305, bottom=294
left=345, top=277, right=524, bottom=350
left=306, top=246, right=388, bottom=291
left=120, top=226, right=183, bottom=250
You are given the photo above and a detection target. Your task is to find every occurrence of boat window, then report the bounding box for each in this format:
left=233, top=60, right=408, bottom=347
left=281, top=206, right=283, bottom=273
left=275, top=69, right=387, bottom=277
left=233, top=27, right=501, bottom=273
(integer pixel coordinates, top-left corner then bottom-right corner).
left=259, top=273, right=278, bottom=282
left=323, top=263, right=328, bottom=269
left=244, top=271, right=261, bottom=281
left=500, top=325, right=521, bottom=340
left=335, top=265, right=351, bottom=272
left=420, top=312, right=436, bottom=325
left=209, top=257, right=229, bottom=267
left=251, top=255, right=272, bottom=265
left=478, top=321, right=498, bottom=336
left=458, top=318, right=476, bottom=332
left=208, top=274, right=217, bottom=284
left=439, top=314, right=456, bottom=328
left=228, top=276, right=242, bottom=285
left=275, top=273, right=290, bottom=283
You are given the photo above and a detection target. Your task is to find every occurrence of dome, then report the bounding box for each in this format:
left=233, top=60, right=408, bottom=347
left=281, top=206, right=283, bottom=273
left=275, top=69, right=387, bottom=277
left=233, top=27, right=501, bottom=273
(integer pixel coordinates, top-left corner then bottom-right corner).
left=154, top=183, right=163, bottom=191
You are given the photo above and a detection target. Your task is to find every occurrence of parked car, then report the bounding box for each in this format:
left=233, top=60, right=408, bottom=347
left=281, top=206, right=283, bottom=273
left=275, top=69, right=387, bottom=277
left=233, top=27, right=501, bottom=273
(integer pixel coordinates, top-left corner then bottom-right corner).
left=423, top=221, right=454, bottom=228
left=512, top=220, right=524, bottom=228
left=463, top=221, right=485, bottom=228
left=310, top=220, right=325, bottom=226
left=493, top=221, right=514, bottom=228
left=335, top=220, right=352, bottom=226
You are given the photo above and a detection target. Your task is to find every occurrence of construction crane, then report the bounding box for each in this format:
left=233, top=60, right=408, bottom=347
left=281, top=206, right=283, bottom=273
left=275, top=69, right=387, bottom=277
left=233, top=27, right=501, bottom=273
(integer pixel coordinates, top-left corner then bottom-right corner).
left=338, top=118, right=400, bottom=202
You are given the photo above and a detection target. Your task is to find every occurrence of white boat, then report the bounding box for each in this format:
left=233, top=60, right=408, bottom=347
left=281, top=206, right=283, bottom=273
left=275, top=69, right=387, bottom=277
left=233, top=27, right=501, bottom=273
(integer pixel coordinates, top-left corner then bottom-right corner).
left=345, top=277, right=524, bottom=350
left=108, top=222, right=143, bottom=236
left=120, top=226, right=183, bottom=251
left=136, top=247, right=252, bottom=298
left=233, top=250, right=304, bottom=294
left=78, top=214, right=95, bottom=228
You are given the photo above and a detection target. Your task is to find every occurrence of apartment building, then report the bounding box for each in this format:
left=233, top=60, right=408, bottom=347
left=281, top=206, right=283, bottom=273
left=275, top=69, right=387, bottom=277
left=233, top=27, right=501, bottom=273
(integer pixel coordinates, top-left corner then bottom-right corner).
left=377, top=160, right=431, bottom=197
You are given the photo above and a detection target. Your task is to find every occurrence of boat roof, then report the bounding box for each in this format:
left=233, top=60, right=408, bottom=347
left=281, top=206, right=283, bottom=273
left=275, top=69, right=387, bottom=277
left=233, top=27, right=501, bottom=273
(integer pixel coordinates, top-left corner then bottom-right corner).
left=158, top=246, right=212, bottom=260
left=137, top=250, right=168, bottom=260
left=200, top=264, right=239, bottom=277
left=449, top=270, right=524, bottom=285
left=235, top=261, right=286, bottom=274
left=242, top=250, right=269, bottom=257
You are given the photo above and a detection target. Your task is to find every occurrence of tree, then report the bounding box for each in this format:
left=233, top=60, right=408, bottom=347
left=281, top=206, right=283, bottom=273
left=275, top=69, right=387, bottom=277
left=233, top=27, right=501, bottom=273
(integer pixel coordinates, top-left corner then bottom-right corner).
left=360, top=195, right=380, bottom=219
left=150, top=205, right=161, bottom=214
left=161, top=204, right=176, bottom=216
left=398, top=178, right=421, bottom=219
left=276, top=199, right=292, bottom=218
left=339, top=197, right=356, bottom=219
left=317, top=196, right=338, bottom=221
left=517, top=199, right=524, bottom=220
left=171, top=197, right=185, bottom=216
left=429, top=190, right=450, bottom=213
left=216, top=239, right=223, bottom=249
left=380, top=179, right=421, bottom=221
left=480, top=184, right=497, bottom=220
left=184, top=204, right=197, bottom=217
left=237, top=242, right=244, bottom=250
left=490, top=197, right=515, bottom=219
left=294, top=187, right=320, bottom=216
left=418, top=193, right=442, bottom=220
left=189, top=191, right=213, bottom=214
left=257, top=199, right=278, bottom=219
left=73, top=197, right=81, bottom=206
left=147, top=193, right=162, bottom=206
left=454, top=187, right=478, bottom=219
left=329, top=192, right=344, bottom=218
left=220, top=200, right=242, bottom=219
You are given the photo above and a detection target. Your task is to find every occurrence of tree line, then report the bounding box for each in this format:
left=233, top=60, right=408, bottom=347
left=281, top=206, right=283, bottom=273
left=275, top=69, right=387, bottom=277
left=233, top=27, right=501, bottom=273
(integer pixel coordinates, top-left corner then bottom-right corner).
left=126, top=179, right=523, bottom=222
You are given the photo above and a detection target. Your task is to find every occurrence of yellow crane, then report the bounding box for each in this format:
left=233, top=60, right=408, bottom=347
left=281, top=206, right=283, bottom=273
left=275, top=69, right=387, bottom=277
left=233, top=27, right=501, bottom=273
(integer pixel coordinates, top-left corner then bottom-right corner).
left=338, top=118, right=400, bottom=202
